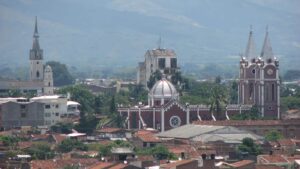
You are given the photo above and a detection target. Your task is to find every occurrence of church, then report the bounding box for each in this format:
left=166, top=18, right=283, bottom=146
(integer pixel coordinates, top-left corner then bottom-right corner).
left=0, top=17, right=54, bottom=96
left=118, top=28, right=280, bottom=132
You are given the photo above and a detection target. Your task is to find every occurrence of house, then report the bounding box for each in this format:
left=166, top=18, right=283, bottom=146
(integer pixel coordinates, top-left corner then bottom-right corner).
left=133, top=129, right=160, bottom=148
left=219, top=160, right=255, bottom=169
left=257, top=154, right=296, bottom=169
left=96, top=128, right=127, bottom=140
left=157, top=124, right=263, bottom=155
left=193, top=120, right=300, bottom=139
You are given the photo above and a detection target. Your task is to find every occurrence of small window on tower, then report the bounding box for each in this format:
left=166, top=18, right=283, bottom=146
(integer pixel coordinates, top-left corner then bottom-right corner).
left=37, top=61, right=39, bottom=64
left=48, top=82, right=51, bottom=87
left=36, top=71, right=40, bottom=78
left=252, top=69, right=256, bottom=74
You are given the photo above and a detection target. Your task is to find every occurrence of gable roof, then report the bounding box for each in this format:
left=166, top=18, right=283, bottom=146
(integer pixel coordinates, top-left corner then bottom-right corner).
left=157, top=124, right=262, bottom=143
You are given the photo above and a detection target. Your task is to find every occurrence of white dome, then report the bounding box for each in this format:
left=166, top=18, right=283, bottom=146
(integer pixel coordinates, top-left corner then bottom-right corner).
left=149, top=78, right=178, bottom=99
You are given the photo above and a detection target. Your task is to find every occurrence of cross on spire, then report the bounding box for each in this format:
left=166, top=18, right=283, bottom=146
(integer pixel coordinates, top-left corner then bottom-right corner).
left=244, top=25, right=256, bottom=59
left=260, top=25, right=274, bottom=59
left=33, top=16, right=39, bottom=38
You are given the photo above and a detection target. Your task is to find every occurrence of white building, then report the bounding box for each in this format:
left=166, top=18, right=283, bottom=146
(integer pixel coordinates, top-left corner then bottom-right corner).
left=66, top=101, right=80, bottom=117
left=31, top=95, right=67, bottom=126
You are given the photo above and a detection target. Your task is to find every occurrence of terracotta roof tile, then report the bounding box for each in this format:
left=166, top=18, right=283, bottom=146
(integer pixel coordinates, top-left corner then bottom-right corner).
left=193, top=120, right=300, bottom=126
left=258, top=154, right=289, bottom=163
left=136, top=132, right=160, bottom=143
left=255, top=165, right=284, bottom=169
left=160, top=159, right=195, bottom=169
left=108, top=163, right=128, bottom=169
left=31, top=158, right=99, bottom=169
left=98, top=128, right=123, bottom=133
left=52, top=134, right=67, bottom=144
left=277, top=139, right=295, bottom=147
left=88, top=162, right=115, bottom=169
left=18, top=141, right=33, bottom=149
left=228, top=160, right=254, bottom=167
left=31, top=134, right=49, bottom=140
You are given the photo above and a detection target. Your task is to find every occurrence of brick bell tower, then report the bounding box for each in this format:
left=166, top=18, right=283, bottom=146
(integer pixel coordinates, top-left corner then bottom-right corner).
left=238, top=27, right=280, bottom=119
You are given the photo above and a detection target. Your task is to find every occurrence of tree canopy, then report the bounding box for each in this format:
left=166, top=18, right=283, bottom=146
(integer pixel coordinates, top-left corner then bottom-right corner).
left=46, top=61, right=75, bottom=86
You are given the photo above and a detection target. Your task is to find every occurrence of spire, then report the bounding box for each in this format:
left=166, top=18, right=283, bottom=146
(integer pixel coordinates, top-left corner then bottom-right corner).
left=157, top=35, right=162, bottom=49
left=32, top=16, right=40, bottom=50
left=33, top=16, right=39, bottom=38
left=244, top=25, right=257, bottom=59
left=260, top=25, right=274, bottom=59
left=30, top=17, right=43, bottom=60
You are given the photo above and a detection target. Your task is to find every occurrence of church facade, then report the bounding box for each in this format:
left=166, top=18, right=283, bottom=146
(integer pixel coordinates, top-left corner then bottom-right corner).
left=119, top=28, right=280, bottom=132
left=238, top=28, right=280, bottom=119
left=118, top=77, right=251, bottom=132
left=0, top=17, right=54, bottom=96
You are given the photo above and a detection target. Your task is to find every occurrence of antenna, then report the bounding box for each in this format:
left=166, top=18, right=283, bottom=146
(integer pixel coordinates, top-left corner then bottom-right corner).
left=266, top=25, right=269, bottom=32
left=250, top=25, right=253, bottom=32
left=157, top=35, right=162, bottom=49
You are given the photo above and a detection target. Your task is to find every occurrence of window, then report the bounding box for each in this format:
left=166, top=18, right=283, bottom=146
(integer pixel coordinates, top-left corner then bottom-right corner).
left=21, top=113, right=26, bottom=118
left=249, top=83, right=253, bottom=100
left=55, top=113, right=59, bottom=116
left=36, top=71, right=40, bottom=78
left=171, top=58, right=177, bottom=68
left=252, top=69, right=256, bottom=74
left=45, top=105, right=50, bottom=109
left=272, top=84, right=275, bottom=101
left=48, top=82, right=51, bottom=87
left=265, top=85, right=269, bottom=101
left=20, top=105, right=26, bottom=109
left=55, top=104, right=59, bottom=108
left=158, top=58, right=165, bottom=69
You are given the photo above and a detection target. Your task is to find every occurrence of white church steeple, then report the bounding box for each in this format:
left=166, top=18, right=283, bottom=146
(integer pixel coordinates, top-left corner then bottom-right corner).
left=29, top=16, right=44, bottom=81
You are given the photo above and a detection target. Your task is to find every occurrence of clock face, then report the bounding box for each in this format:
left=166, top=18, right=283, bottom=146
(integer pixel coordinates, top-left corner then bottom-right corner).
left=267, top=69, right=273, bottom=75
left=169, top=116, right=181, bottom=128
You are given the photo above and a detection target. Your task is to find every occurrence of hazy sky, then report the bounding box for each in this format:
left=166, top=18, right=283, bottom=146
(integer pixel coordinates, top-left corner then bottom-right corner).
left=0, top=0, right=299, bottom=71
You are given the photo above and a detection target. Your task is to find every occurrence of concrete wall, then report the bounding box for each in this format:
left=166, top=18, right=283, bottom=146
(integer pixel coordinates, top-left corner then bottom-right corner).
left=0, top=101, right=44, bottom=129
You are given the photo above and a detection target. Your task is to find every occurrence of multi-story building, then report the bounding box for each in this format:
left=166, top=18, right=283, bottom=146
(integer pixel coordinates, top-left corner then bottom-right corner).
left=137, top=47, right=179, bottom=87
left=0, top=98, right=44, bottom=130
left=31, top=95, right=68, bottom=126
left=238, top=28, right=280, bottom=119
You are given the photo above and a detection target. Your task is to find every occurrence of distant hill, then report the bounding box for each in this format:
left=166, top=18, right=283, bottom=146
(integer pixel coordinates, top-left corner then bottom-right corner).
left=0, top=0, right=299, bottom=76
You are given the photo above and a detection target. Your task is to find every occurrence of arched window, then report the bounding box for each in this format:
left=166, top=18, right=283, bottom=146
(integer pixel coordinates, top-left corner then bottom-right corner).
left=36, top=71, right=40, bottom=78
left=249, top=83, right=253, bottom=100
left=272, top=84, right=275, bottom=101
left=48, top=82, right=51, bottom=87
left=265, top=84, right=269, bottom=101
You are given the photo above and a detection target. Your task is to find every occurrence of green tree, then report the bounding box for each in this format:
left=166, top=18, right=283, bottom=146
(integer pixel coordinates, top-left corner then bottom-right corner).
left=0, top=136, right=19, bottom=150
left=209, top=82, right=228, bottom=119
left=231, top=105, right=261, bottom=120
left=265, top=130, right=283, bottom=141
left=25, top=143, right=54, bottom=160
left=51, top=123, right=73, bottom=134
left=147, top=70, right=162, bottom=89
left=46, top=61, right=75, bottom=86
left=58, top=139, right=88, bottom=153
left=136, top=145, right=176, bottom=160
left=229, top=81, right=238, bottom=104
left=238, top=137, right=262, bottom=155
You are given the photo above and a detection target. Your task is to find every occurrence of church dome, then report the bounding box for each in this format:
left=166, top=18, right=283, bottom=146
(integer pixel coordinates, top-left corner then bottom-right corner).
left=149, top=78, right=178, bottom=100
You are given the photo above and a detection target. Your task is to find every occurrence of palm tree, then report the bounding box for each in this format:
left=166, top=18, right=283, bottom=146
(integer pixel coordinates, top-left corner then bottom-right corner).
left=209, top=83, right=228, bottom=120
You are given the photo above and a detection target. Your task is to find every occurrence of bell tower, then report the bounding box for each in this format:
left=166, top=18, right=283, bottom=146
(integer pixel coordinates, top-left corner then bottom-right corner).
left=238, top=27, right=280, bottom=119
left=29, top=17, right=44, bottom=81
left=43, top=65, right=54, bottom=95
